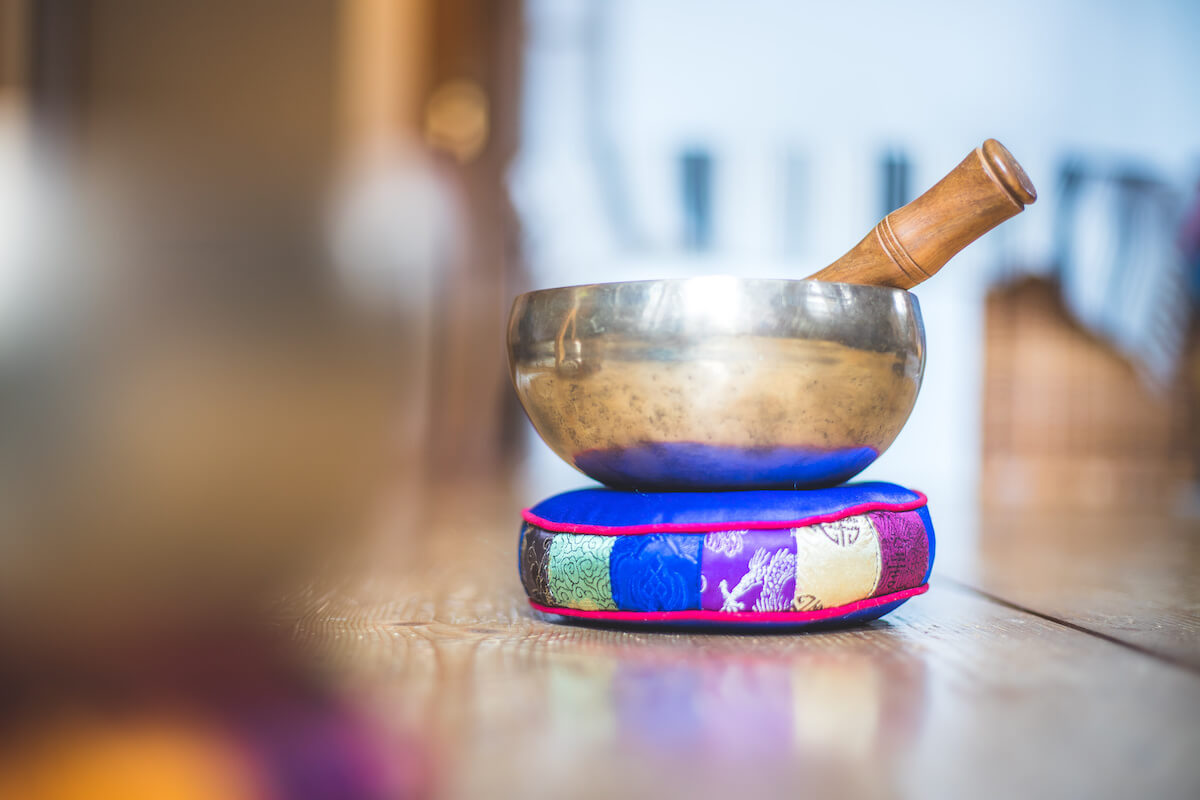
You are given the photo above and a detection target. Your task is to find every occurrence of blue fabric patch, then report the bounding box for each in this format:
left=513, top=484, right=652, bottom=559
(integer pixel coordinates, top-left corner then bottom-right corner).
left=609, top=534, right=702, bottom=612
left=529, top=481, right=922, bottom=529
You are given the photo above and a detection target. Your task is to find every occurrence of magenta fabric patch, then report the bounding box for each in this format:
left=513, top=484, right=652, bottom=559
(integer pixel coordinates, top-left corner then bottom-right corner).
left=700, top=530, right=797, bottom=613
left=869, top=510, right=930, bottom=596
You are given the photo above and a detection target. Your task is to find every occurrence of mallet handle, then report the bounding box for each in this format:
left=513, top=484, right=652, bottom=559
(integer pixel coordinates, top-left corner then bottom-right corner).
left=807, top=139, right=1036, bottom=289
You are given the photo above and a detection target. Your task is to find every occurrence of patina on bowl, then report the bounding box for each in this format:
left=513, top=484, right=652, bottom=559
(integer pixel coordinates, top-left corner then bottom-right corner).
left=507, top=276, right=925, bottom=490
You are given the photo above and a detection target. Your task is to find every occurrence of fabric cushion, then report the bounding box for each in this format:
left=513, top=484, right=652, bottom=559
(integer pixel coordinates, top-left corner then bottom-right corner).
left=519, top=482, right=934, bottom=628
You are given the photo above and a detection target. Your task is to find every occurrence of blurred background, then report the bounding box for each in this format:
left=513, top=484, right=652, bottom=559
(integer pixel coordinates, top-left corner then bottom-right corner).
left=3, top=0, right=1199, bottom=567
left=511, top=0, right=1200, bottom=532
left=0, top=0, right=1198, bottom=796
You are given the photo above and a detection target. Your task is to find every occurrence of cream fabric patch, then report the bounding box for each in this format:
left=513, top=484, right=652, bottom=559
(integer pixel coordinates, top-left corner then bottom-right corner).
left=792, top=516, right=881, bottom=611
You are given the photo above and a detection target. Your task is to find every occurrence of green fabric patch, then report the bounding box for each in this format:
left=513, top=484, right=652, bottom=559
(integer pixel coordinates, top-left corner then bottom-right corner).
left=547, top=534, right=617, bottom=611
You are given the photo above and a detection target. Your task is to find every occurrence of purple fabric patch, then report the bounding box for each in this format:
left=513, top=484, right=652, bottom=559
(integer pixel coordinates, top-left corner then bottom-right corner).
left=700, top=530, right=797, bottom=613
left=869, top=510, right=929, bottom=596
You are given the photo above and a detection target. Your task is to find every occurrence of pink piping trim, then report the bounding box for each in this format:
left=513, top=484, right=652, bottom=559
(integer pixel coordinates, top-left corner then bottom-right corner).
left=522, top=491, right=927, bottom=535
left=529, top=584, right=928, bottom=623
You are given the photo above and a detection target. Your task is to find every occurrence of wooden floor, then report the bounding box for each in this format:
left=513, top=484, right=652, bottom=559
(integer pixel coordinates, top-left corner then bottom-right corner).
left=293, top=483, right=1200, bottom=800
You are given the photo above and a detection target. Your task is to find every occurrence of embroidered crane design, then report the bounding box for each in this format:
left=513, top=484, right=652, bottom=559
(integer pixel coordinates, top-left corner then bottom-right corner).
left=718, top=547, right=797, bottom=612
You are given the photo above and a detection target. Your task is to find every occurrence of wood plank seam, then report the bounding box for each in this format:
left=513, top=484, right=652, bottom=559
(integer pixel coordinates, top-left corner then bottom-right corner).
left=938, top=577, right=1200, bottom=677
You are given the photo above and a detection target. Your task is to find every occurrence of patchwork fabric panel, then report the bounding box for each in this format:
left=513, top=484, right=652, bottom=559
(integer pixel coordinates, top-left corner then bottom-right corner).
left=610, top=534, right=702, bottom=612
left=701, top=530, right=797, bottom=613
left=518, top=483, right=935, bottom=624
left=870, top=511, right=930, bottom=596
left=792, top=516, right=882, bottom=612
left=519, top=524, right=554, bottom=607
left=546, top=533, right=617, bottom=611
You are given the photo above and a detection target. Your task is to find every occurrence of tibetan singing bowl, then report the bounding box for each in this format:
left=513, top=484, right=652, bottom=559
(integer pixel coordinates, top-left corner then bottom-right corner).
left=507, top=276, right=925, bottom=489
left=508, top=140, right=1035, bottom=489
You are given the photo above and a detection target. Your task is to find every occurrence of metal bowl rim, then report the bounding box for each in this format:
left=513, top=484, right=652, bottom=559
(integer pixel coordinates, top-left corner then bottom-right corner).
left=511, top=275, right=918, bottom=306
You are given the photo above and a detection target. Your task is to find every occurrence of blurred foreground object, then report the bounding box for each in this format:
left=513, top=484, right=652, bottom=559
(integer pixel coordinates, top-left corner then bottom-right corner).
left=0, top=651, right=430, bottom=800
left=0, top=0, right=406, bottom=662
left=1, top=717, right=264, bottom=800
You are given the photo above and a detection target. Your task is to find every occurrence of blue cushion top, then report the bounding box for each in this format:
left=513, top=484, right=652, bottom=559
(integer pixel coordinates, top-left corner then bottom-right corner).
left=526, top=482, right=925, bottom=531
